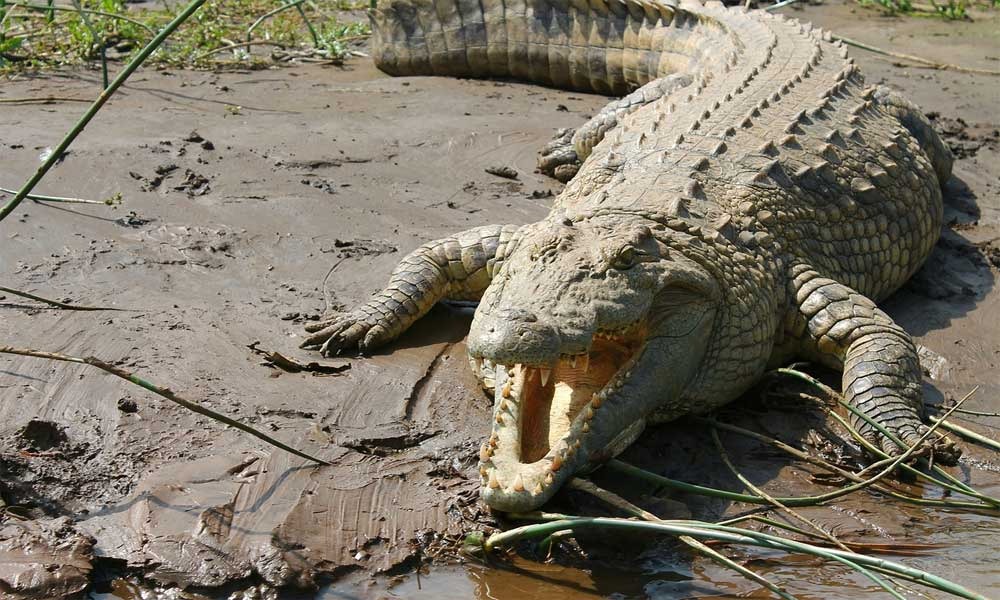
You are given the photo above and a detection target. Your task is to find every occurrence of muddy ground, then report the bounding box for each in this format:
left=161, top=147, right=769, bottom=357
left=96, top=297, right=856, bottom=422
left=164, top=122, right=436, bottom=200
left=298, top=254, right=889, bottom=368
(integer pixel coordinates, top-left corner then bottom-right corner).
left=1, top=1, right=999, bottom=598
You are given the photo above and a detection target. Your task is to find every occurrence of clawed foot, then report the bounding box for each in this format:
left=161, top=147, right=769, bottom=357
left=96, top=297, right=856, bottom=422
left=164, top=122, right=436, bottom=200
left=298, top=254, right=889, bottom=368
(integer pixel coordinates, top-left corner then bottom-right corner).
left=538, top=128, right=581, bottom=183
left=300, top=311, right=391, bottom=356
left=859, top=420, right=961, bottom=466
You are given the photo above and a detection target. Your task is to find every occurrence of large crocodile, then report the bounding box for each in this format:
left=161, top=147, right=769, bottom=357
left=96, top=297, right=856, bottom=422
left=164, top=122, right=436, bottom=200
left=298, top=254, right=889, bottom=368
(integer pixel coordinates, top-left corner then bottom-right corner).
left=301, top=0, right=957, bottom=512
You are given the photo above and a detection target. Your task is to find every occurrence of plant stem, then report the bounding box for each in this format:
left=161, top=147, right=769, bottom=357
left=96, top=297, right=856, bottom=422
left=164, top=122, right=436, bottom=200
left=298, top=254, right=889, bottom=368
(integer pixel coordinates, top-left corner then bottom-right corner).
left=8, top=2, right=155, bottom=34
left=928, top=416, right=1000, bottom=453
left=772, top=369, right=993, bottom=504
left=710, top=426, right=853, bottom=553
left=703, top=417, right=996, bottom=511
left=0, top=346, right=330, bottom=466
left=245, top=0, right=306, bottom=51
left=0, top=186, right=110, bottom=204
left=485, top=518, right=987, bottom=599
left=0, top=0, right=207, bottom=224
left=69, top=0, right=107, bottom=88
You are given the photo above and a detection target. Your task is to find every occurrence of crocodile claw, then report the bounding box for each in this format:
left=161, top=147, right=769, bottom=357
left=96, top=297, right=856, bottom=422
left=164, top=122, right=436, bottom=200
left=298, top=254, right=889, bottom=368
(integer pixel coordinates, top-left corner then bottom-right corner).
left=537, top=128, right=580, bottom=183
left=300, top=312, right=378, bottom=356
left=860, top=420, right=961, bottom=466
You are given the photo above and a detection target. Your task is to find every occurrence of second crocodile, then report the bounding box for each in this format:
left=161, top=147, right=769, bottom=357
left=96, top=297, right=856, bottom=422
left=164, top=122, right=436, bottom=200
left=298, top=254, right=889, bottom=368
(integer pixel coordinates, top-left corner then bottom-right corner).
left=302, top=0, right=957, bottom=511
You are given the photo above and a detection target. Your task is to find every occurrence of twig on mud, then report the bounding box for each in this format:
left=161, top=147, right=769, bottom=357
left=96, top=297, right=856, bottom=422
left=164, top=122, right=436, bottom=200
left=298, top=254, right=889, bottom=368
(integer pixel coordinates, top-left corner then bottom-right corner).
left=928, top=416, right=1000, bottom=454
left=246, top=341, right=350, bottom=375
left=832, top=35, right=1000, bottom=77
left=0, top=186, right=113, bottom=205
left=0, top=286, right=131, bottom=311
left=0, top=0, right=209, bottom=224
left=191, top=39, right=287, bottom=61
left=0, top=97, right=92, bottom=104
left=0, top=346, right=331, bottom=466
left=709, top=426, right=853, bottom=553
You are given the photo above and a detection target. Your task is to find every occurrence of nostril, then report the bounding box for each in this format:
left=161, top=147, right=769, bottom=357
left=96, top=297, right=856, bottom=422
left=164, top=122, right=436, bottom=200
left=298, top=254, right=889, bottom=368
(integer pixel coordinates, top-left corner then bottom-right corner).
left=500, top=308, right=537, bottom=323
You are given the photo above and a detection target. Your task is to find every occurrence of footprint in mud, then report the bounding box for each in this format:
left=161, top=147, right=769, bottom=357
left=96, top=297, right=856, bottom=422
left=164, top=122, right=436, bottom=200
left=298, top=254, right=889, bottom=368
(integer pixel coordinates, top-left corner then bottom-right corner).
left=129, top=224, right=242, bottom=269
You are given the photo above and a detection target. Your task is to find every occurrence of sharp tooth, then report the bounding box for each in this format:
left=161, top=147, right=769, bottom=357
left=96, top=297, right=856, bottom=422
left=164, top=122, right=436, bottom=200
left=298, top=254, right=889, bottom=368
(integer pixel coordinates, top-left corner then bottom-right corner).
left=512, top=474, right=525, bottom=492
left=527, top=368, right=539, bottom=385
left=489, top=472, right=500, bottom=489
left=585, top=407, right=595, bottom=421
left=579, top=354, right=589, bottom=373
left=532, top=482, right=544, bottom=495
left=545, top=472, right=554, bottom=485
left=489, top=433, right=498, bottom=448
left=480, top=443, right=492, bottom=462
left=496, top=412, right=504, bottom=425
left=582, top=422, right=590, bottom=433
left=480, top=466, right=488, bottom=478
left=499, top=400, right=509, bottom=412
left=591, top=393, right=602, bottom=408
left=501, top=381, right=512, bottom=398
left=551, top=453, right=563, bottom=471
left=570, top=355, right=577, bottom=368
left=514, top=363, right=523, bottom=378
left=539, top=367, right=551, bottom=387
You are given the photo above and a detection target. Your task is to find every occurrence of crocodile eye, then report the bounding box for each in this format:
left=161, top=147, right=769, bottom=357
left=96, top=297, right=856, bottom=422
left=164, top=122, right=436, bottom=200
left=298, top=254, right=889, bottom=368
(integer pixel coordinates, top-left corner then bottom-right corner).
left=611, top=247, right=638, bottom=270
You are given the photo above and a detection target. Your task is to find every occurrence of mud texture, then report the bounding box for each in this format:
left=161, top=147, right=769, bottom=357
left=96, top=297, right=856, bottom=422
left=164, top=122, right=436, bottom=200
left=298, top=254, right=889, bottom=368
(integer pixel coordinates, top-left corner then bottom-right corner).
left=1, top=0, right=999, bottom=597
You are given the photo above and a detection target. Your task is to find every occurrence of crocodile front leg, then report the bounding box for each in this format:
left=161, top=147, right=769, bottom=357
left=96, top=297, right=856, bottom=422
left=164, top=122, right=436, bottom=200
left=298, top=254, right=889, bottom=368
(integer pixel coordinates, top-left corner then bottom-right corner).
left=301, top=224, right=520, bottom=355
left=786, top=266, right=959, bottom=462
left=538, top=74, right=694, bottom=182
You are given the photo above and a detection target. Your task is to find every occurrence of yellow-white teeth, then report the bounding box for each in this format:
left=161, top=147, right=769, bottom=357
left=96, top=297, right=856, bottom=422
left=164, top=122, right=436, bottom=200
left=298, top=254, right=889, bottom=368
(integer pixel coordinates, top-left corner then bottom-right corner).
left=591, top=393, right=602, bottom=408
left=489, top=433, right=498, bottom=448
left=495, top=412, right=504, bottom=425
left=480, top=443, right=492, bottom=462
left=532, top=482, right=544, bottom=495
left=545, top=472, right=554, bottom=485
left=513, top=474, right=525, bottom=492
left=582, top=422, right=590, bottom=433
left=551, top=453, right=563, bottom=471
left=570, top=355, right=577, bottom=368
left=585, top=406, right=595, bottom=421
left=539, top=367, right=551, bottom=387
left=501, top=381, right=511, bottom=398
left=489, top=472, right=500, bottom=489
left=578, top=354, right=589, bottom=373
left=479, top=466, right=488, bottom=478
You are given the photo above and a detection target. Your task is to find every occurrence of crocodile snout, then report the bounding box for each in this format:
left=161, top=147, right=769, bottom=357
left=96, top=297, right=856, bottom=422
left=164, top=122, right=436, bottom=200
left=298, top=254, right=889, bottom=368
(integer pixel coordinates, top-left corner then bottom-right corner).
left=468, top=307, right=561, bottom=365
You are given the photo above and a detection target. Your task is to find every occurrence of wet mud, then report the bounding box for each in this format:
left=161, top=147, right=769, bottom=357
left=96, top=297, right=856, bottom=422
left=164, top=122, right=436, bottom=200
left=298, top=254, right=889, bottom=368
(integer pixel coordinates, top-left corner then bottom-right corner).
left=2, top=0, right=1000, bottom=597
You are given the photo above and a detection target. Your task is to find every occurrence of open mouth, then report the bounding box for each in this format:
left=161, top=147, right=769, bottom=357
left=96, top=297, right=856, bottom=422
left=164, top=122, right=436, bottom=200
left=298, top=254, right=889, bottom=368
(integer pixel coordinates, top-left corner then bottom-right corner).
left=473, top=323, right=647, bottom=509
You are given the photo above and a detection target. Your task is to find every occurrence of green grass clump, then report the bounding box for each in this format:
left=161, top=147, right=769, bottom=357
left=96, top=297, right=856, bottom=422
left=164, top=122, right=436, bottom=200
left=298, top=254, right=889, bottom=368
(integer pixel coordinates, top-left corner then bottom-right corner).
left=0, top=0, right=371, bottom=73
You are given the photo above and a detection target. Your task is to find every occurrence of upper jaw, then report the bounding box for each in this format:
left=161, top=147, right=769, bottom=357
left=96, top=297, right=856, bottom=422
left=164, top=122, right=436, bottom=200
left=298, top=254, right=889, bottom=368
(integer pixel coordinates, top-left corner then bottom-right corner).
left=471, top=324, right=647, bottom=512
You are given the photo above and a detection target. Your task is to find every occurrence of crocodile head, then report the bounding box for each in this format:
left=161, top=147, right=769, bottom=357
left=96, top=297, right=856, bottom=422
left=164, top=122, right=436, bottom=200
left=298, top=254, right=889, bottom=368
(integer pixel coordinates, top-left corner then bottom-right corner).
left=467, top=214, right=720, bottom=511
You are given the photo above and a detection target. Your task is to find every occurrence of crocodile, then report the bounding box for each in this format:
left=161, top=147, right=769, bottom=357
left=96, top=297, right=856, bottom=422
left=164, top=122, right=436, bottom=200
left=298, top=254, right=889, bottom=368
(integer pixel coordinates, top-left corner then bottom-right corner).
left=301, top=0, right=957, bottom=512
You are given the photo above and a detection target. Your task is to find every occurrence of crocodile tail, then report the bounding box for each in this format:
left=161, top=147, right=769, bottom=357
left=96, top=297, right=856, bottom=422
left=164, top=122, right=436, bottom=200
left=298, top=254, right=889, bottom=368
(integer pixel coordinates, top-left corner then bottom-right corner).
left=369, top=0, right=721, bottom=95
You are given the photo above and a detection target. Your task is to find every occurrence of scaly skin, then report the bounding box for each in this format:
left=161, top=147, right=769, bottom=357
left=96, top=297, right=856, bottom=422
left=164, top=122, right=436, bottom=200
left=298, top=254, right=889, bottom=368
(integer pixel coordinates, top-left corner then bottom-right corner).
left=303, top=0, right=958, bottom=512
